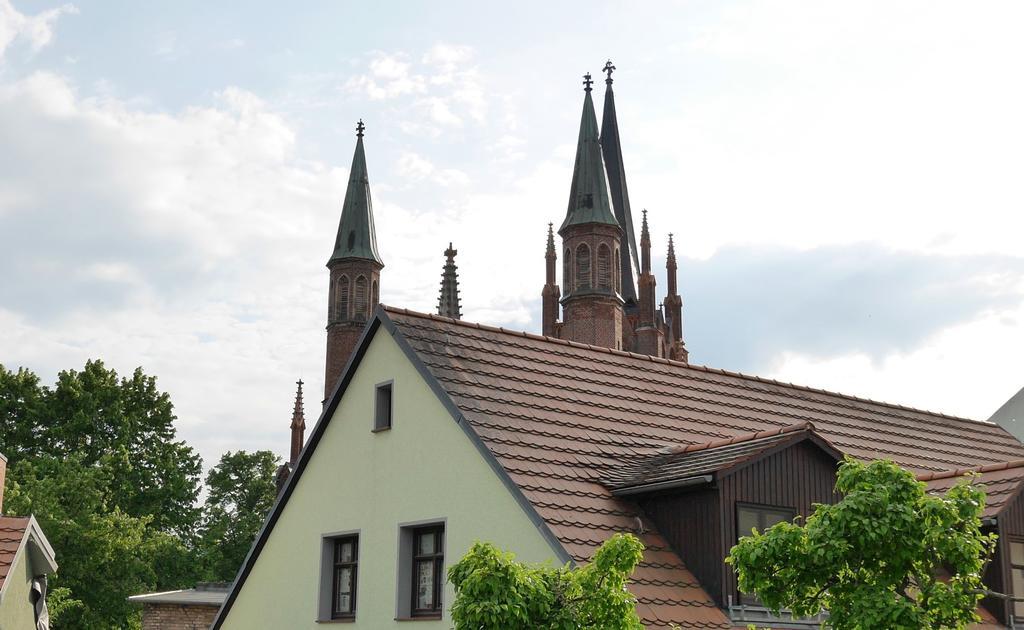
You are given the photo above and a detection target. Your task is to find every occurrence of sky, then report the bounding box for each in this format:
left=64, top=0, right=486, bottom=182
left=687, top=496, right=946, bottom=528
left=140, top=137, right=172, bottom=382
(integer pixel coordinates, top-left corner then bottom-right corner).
left=2, top=0, right=1023, bottom=470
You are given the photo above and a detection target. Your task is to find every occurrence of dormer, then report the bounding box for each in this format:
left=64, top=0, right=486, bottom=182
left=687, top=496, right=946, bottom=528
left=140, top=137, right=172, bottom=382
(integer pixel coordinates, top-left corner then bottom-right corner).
left=606, top=423, right=843, bottom=614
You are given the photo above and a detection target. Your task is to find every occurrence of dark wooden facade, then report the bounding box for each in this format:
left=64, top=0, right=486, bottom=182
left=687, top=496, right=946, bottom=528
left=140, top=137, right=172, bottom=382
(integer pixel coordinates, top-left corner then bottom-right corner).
left=988, top=490, right=1024, bottom=624
left=639, top=439, right=841, bottom=607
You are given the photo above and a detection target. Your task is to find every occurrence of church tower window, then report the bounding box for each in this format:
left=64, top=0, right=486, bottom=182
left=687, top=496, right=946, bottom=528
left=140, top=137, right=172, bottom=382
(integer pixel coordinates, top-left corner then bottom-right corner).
left=355, top=276, right=368, bottom=320
left=575, top=244, right=591, bottom=291
left=337, top=275, right=350, bottom=321
left=614, top=248, right=621, bottom=294
left=564, top=248, right=573, bottom=292
left=597, top=244, right=611, bottom=291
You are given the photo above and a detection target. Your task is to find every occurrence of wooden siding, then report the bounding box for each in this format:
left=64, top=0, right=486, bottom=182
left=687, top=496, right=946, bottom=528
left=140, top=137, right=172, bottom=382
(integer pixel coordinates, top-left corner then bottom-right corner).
left=991, top=489, right=1024, bottom=624
left=639, top=439, right=840, bottom=607
left=719, top=440, right=840, bottom=606
left=639, top=488, right=722, bottom=601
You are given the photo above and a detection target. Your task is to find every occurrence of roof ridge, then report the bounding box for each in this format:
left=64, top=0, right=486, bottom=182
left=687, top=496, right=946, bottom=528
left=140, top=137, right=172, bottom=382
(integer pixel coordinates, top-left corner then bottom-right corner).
left=667, top=421, right=815, bottom=455
left=917, top=459, right=1024, bottom=482
left=379, top=306, right=991, bottom=428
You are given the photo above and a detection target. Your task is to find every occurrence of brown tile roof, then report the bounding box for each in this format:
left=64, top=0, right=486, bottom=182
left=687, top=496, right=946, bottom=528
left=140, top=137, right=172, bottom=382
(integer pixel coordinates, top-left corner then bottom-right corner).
left=384, top=307, right=1024, bottom=628
left=920, top=460, right=1024, bottom=518
left=0, top=516, right=30, bottom=593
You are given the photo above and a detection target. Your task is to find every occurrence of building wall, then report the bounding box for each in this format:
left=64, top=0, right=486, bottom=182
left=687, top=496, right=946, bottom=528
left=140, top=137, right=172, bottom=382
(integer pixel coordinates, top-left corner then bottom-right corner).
left=218, top=329, right=561, bottom=629
left=638, top=487, right=721, bottom=602
left=0, top=545, right=37, bottom=630
left=990, top=489, right=1024, bottom=624
left=141, top=603, right=220, bottom=630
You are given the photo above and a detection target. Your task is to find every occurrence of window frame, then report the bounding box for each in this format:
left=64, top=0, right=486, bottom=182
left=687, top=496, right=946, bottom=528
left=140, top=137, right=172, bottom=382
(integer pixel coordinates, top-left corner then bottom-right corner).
left=1009, top=536, right=1024, bottom=620
left=395, top=519, right=447, bottom=620
left=373, top=380, right=394, bottom=432
left=318, top=529, right=360, bottom=622
left=331, top=536, right=359, bottom=619
left=411, top=525, right=445, bottom=617
left=735, top=503, right=796, bottom=605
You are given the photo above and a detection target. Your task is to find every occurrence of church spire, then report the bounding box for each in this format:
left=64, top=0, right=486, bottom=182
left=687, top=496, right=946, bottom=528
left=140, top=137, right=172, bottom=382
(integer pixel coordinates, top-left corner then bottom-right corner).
left=559, top=73, right=619, bottom=233
left=330, top=119, right=382, bottom=265
left=289, top=380, right=306, bottom=465
left=324, top=121, right=385, bottom=400
left=437, top=243, right=462, bottom=320
left=600, top=60, right=640, bottom=306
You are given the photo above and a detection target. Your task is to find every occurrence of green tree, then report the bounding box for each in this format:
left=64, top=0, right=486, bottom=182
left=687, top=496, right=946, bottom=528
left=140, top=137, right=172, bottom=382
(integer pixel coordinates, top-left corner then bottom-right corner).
left=727, top=458, right=997, bottom=629
left=4, top=455, right=194, bottom=630
left=0, top=361, right=204, bottom=629
left=42, top=360, right=202, bottom=536
left=0, top=365, right=47, bottom=460
left=198, top=450, right=281, bottom=581
left=448, top=532, right=645, bottom=630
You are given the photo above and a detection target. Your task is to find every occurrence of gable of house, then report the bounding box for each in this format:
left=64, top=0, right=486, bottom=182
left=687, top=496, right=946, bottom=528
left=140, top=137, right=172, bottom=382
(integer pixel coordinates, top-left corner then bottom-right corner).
left=215, top=319, right=565, bottom=629
left=0, top=516, right=57, bottom=630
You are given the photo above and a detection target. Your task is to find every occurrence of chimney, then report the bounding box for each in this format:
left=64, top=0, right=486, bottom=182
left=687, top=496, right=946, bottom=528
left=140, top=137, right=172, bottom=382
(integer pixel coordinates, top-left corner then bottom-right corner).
left=0, top=452, right=7, bottom=515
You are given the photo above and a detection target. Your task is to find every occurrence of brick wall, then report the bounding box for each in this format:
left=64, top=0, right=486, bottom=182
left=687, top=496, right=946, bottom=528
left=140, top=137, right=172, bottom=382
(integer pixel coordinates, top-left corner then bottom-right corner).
left=141, top=603, right=220, bottom=630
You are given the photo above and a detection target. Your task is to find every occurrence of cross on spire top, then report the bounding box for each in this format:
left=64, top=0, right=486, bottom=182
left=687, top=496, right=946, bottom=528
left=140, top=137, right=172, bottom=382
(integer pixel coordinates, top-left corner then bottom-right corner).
left=603, top=59, right=616, bottom=84
left=582, top=72, right=594, bottom=92
left=356, top=119, right=365, bottom=138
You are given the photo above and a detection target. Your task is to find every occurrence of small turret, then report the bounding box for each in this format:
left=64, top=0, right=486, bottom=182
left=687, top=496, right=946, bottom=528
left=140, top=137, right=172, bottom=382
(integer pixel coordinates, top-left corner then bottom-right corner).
left=437, top=243, right=462, bottom=320
left=542, top=224, right=560, bottom=336
left=664, top=234, right=688, bottom=362
left=634, top=210, right=664, bottom=357
left=290, top=379, right=306, bottom=466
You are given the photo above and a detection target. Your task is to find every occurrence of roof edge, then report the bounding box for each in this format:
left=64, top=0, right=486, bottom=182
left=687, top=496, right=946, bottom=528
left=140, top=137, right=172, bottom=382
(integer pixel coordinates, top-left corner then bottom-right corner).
left=0, top=516, right=57, bottom=600
left=211, top=312, right=385, bottom=629
left=917, top=459, right=1024, bottom=482
left=380, top=306, right=995, bottom=429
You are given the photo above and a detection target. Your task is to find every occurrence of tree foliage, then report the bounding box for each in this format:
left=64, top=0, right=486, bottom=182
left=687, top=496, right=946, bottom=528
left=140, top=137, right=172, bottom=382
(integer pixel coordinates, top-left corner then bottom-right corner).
left=448, top=532, right=645, bottom=630
left=0, top=361, right=203, bottom=629
left=727, top=458, right=997, bottom=629
left=198, top=450, right=281, bottom=581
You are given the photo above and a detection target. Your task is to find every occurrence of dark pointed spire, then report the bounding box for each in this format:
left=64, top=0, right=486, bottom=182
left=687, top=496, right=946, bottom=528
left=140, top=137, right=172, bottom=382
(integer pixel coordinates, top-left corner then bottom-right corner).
left=559, top=75, right=619, bottom=234
left=330, top=120, right=383, bottom=265
left=437, top=243, right=462, bottom=320
left=545, top=222, right=556, bottom=269
left=289, top=380, right=306, bottom=466
left=667, top=233, right=678, bottom=296
left=600, top=60, right=640, bottom=305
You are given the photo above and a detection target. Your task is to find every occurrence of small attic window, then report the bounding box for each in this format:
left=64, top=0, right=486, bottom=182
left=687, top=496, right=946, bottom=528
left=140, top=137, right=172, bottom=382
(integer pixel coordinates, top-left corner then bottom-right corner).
left=579, top=193, right=594, bottom=209
left=347, top=230, right=356, bottom=250
left=373, top=381, right=393, bottom=432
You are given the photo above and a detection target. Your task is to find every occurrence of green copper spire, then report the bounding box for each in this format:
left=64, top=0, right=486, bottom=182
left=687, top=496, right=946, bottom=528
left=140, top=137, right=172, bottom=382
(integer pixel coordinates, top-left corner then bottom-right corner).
left=559, top=73, right=619, bottom=234
left=330, top=119, right=383, bottom=265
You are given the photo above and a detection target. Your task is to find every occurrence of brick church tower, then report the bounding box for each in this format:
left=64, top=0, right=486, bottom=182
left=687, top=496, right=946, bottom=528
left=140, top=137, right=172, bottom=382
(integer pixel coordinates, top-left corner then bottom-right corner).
left=543, top=63, right=689, bottom=361
left=324, top=120, right=383, bottom=399
left=557, top=73, right=625, bottom=350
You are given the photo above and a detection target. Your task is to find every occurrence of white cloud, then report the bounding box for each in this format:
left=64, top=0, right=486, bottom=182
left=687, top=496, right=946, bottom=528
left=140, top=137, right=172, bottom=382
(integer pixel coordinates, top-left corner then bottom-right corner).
left=344, top=44, right=486, bottom=129
left=768, top=301, right=1024, bottom=421
left=0, top=0, right=76, bottom=60
left=396, top=150, right=469, bottom=187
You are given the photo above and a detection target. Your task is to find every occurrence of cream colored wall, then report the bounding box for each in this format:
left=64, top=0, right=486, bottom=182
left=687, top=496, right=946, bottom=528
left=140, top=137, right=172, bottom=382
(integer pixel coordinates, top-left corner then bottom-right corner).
left=220, top=329, right=561, bottom=629
left=0, top=545, right=37, bottom=630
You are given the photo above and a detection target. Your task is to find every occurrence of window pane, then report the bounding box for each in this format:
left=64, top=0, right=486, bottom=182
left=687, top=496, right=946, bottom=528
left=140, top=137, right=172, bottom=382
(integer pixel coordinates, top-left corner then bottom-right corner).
left=1012, top=542, right=1024, bottom=565
left=337, top=541, right=354, bottom=563
left=737, top=507, right=758, bottom=537
left=418, top=531, right=435, bottom=555
left=416, top=560, right=435, bottom=609
left=764, top=509, right=791, bottom=529
left=336, top=567, right=353, bottom=613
